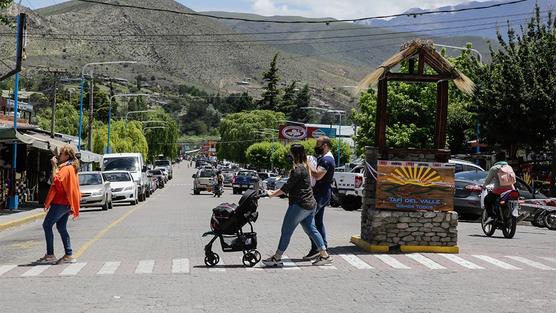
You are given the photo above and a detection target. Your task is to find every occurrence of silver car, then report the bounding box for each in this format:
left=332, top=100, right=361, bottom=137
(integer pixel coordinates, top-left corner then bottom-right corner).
left=79, top=172, right=112, bottom=211
left=103, top=171, right=138, bottom=206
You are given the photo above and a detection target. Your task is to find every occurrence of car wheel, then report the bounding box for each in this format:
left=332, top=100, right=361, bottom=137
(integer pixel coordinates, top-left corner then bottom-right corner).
left=194, top=189, right=200, bottom=195
left=543, top=211, right=556, bottom=230
left=341, top=195, right=361, bottom=211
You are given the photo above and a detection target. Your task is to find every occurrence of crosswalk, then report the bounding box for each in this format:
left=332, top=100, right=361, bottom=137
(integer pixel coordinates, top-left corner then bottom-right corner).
left=1, top=253, right=554, bottom=278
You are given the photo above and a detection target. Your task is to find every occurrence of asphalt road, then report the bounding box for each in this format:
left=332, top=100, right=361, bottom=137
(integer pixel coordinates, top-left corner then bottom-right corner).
left=0, top=164, right=555, bottom=313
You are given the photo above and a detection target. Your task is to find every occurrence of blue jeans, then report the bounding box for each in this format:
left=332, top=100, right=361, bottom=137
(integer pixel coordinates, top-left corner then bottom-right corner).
left=277, top=203, right=326, bottom=255
left=310, top=195, right=329, bottom=252
left=43, top=204, right=72, bottom=256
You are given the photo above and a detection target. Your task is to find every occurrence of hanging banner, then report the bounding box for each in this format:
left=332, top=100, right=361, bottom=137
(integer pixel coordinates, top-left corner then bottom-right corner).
left=375, top=160, right=455, bottom=212
left=279, top=125, right=307, bottom=140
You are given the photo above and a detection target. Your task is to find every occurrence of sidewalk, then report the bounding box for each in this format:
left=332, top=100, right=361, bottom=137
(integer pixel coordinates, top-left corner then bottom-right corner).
left=0, top=207, right=45, bottom=231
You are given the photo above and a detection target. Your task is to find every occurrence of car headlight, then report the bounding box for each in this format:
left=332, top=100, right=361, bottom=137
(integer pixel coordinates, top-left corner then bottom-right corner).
left=124, top=186, right=134, bottom=191
left=92, top=190, right=103, bottom=196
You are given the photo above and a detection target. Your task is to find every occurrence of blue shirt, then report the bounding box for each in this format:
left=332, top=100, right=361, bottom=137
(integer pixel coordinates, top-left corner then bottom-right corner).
left=313, top=152, right=335, bottom=201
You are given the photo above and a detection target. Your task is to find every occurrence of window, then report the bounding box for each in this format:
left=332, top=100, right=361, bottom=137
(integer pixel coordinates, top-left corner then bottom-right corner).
left=154, top=160, right=171, bottom=167
left=79, top=174, right=102, bottom=186
left=103, top=157, right=138, bottom=171
left=200, top=170, right=215, bottom=178
left=103, top=173, right=132, bottom=182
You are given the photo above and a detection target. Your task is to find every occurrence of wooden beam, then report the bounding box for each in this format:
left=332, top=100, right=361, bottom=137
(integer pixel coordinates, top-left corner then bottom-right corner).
left=434, top=80, right=449, bottom=149
left=418, top=51, right=425, bottom=75
left=385, top=72, right=454, bottom=82
left=375, top=78, right=388, bottom=149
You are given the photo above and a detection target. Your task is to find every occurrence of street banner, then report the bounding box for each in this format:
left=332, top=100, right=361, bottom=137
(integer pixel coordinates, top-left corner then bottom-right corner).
left=279, top=125, right=307, bottom=140
left=375, top=160, right=455, bottom=212
left=306, top=127, right=336, bottom=139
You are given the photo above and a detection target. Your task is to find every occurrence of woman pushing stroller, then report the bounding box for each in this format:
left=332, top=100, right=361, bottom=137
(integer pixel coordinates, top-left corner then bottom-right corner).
left=263, top=144, right=332, bottom=267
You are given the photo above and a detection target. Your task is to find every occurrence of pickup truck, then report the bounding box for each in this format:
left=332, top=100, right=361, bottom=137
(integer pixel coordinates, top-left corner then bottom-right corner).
left=193, top=168, right=216, bottom=195
left=333, top=165, right=365, bottom=211
left=232, top=170, right=259, bottom=194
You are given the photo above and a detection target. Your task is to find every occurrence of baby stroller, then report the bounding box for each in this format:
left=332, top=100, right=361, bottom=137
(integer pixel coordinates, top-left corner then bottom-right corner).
left=202, top=190, right=265, bottom=267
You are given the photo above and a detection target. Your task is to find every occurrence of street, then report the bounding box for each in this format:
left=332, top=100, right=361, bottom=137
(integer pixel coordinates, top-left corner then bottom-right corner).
left=0, top=165, right=555, bottom=313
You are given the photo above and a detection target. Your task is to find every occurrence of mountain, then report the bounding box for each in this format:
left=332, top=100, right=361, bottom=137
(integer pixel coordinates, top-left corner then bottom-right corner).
left=357, top=0, right=556, bottom=39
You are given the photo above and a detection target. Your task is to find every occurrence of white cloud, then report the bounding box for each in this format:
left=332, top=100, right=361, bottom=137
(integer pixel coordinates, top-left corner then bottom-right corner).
left=248, top=0, right=493, bottom=19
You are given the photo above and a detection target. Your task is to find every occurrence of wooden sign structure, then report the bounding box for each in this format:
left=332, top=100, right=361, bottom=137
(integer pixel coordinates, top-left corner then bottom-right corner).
left=376, top=160, right=455, bottom=212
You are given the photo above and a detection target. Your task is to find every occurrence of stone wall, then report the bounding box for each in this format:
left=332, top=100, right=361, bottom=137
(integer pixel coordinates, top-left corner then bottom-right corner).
left=361, top=146, right=458, bottom=247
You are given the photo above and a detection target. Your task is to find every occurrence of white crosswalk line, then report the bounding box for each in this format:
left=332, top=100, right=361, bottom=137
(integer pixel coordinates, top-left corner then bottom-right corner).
left=59, top=262, right=87, bottom=276
left=318, top=264, right=337, bottom=270
left=406, top=254, right=446, bottom=270
left=282, top=255, right=300, bottom=270
left=97, top=262, right=120, bottom=275
left=0, top=265, right=17, bottom=276
left=439, top=254, right=484, bottom=269
left=245, top=261, right=264, bottom=271
left=21, top=265, right=51, bottom=277
left=135, top=260, right=155, bottom=274
left=209, top=260, right=226, bottom=272
left=172, top=258, right=190, bottom=274
left=539, top=257, right=556, bottom=264
left=472, top=255, right=521, bottom=270
left=506, top=256, right=555, bottom=270
left=375, top=255, right=411, bottom=269
left=339, top=254, right=373, bottom=269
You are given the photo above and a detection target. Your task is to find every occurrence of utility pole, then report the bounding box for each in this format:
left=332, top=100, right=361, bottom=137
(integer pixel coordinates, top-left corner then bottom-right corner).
left=87, top=78, right=94, bottom=151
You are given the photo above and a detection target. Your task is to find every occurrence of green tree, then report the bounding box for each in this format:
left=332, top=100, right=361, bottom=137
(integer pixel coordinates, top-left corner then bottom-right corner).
left=218, top=110, right=285, bottom=163
left=289, top=84, right=311, bottom=122
left=277, top=81, right=297, bottom=116
left=475, top=8, right=556, bottom=157
left=246, top=141, right=282, bottom=170
left=0, top=0, right=13, bottom=26
left=37, top=101, right=82, bottom=136
left=143, top=109, right=180, bottom=162
left=259, top=53, right=281, bottom=110
left=92, top=121, right=148, bottom=159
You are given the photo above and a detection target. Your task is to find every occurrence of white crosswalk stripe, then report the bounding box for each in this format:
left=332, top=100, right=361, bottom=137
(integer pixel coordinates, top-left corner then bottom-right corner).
left=22, top=265, right=51, bottom=277
left=340, top=254, right=373, bottom=269
left=406, top=254, right=446, bottom=270
left=97, top=262, right=120, bottom=275
left=0, top=265, right=17, bottom=276
left=60, top=263, right=87, bottom=276
left=135, top=260, right=155, bottom=274
left=472, top=255, right=520, bottom=270
left=172, top=258, right=190, bottom=274
left=505, top=256, right=555, bottom=270
left=375, top=255, right=411, bottom=269
left=539, top=257, right=556, bottom=264
left=209, top=260, right=226, bottom=272
left=439, top=254, right=484, bottom=269
left=282, top=255, right=300, bottom=270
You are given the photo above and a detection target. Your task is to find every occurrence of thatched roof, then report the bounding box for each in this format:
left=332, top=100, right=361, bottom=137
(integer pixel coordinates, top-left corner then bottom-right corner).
left=357, top=40, right=475, bottom=95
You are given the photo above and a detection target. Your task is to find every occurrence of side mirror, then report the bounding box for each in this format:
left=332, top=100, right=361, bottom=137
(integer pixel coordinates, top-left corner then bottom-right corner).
left=192, top=174, right=197, bottom=178
left=142, top=166, right=147, bottom=172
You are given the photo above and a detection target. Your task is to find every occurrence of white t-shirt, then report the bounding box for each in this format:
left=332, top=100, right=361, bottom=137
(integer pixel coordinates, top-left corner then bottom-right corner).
left=307, top=155, right=317, bottom=187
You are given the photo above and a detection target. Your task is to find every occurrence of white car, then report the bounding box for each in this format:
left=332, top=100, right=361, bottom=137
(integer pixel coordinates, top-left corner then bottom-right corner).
left=102, top=171, right=138, bottom=206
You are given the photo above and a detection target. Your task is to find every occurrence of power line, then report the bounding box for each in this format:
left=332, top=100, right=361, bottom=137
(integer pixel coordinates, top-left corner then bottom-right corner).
left=75, top=0, right=531, bottom=24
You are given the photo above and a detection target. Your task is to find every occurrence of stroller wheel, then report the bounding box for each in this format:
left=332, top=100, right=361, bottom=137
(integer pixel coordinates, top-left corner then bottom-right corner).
left=242, top=252, right=258, bottom=267
left=204, top=252, right=220, bottom=267
left=251, top=250, right=261, bottom=262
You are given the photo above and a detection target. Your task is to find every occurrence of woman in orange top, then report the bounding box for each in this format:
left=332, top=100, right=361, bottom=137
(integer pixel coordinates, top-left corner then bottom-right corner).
left=35, top=145, right=81, bottom=265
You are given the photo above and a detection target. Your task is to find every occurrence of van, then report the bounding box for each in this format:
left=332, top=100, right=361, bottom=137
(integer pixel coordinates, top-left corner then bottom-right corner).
left=154, top=159, right=173, bottom=179
left=101, top=153, right=149, bottom=202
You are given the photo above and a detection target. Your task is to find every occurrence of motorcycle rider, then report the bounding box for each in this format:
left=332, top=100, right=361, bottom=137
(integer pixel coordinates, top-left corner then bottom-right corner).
left=482, top=151, right=516, bottom=224
left=213, top=170, right=224, bottom=197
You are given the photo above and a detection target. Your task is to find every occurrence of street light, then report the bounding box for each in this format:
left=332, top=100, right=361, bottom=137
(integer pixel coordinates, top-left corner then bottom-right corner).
left=433, top=44, right=483, bottom=64
left=302, top=107, right=346, bottom=167
left=107, top=93, right=150, bottom=153
left=77, top=61, right=138, bottom=151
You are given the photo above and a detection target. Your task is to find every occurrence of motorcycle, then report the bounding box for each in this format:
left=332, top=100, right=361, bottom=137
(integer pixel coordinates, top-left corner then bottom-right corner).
left=213, top=183, right=223, bottom=198
left=480, top=188, right=521, bottom=238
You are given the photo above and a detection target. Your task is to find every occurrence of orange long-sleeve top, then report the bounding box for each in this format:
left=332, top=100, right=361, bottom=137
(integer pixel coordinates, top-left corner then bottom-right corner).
left=44, top=162, right=81, bottom=218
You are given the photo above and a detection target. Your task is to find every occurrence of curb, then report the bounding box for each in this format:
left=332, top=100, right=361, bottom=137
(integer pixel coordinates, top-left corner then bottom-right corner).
left=0, top=212, right=46, bottom=232
left=350, top=235, right=459, bottom=254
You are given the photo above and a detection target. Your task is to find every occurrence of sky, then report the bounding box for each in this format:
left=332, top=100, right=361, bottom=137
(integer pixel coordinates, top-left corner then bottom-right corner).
left=22, top=0, right=494, bottom=19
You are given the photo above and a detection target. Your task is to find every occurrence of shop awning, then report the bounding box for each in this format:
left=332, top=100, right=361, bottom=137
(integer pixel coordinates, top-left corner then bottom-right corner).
left=22, top=131, right=75, bottom=154
left=0, top=128, right=34, bottom=144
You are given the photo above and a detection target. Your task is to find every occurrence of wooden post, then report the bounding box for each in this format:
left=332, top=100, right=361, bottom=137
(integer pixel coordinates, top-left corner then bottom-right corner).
left=434, top=80, right=449, bottom=149
left=408, top=59, right=415, bottom=74
left=375, top=78, right=388, bottom=149
left=418, top=51, right=425, bottom=75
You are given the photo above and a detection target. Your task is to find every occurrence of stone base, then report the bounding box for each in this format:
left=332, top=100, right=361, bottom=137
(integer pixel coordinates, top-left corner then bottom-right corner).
left=351, top=235, right=459, bottom=254
left=361, top=210, right=458, bottom=247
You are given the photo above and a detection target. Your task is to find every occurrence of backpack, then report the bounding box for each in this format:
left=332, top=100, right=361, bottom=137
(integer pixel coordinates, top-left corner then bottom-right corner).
left=497, top=164, right=516, bottom=187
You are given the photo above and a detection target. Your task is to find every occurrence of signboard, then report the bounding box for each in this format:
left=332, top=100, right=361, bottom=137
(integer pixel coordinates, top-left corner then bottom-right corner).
left=306, top=127, right=336, bottom=139
left=376, top=160, right=455, bottom=212
left=279, top=125, right=307, bottom=140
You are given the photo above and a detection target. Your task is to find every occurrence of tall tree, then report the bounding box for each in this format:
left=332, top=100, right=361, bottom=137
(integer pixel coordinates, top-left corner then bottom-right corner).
left=289, top=84, right=311, bottom=122
left=277, top=81, right=297, bottom=116
left=259, top=53, right=281, bottom=110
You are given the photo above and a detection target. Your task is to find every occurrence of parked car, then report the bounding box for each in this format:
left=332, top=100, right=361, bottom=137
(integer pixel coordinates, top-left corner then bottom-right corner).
left=102, top=153, right=148, bottom=202
left=334, top=165, right=365, bottom=211
left=148, top=169, right=166, bottom=188
left=222, top=170, right=235, bottom=187
left=154, top=159, right=173, bottom=180
left=454, top=170, right=547, bottom=218
left=232, top=170, right=259, bottom=194
left=79, top=172, right=112, bottom=211
left=449, top=159, right=485, bottom=173
left=102, top=171, right=138, bottom=206
left=146, top=171, right=158, bottom=195
left=193, top=168, right=216, bottom=195
left=155, top=167, right=169, bottom=183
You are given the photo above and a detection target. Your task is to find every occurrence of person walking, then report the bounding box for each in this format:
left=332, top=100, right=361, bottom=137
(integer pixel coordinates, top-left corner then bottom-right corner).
left=34, top=145, right=81, bottom=265
left=263, top=144, right=332, bottom=267
left=304, top=136, right=336, bottom=260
